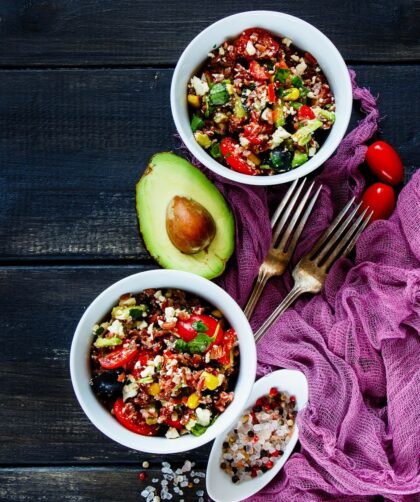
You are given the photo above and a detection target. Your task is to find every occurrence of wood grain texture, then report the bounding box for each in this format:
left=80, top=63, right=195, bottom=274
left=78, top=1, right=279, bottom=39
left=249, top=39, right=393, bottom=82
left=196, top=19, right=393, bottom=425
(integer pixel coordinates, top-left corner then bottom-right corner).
left=0, top=467, right=206, bottom=502
left=0, top=265, right=212, bottom=464
left=0, top=65, right=418, bottom=262
left=0, top=0, right=419, bottom=66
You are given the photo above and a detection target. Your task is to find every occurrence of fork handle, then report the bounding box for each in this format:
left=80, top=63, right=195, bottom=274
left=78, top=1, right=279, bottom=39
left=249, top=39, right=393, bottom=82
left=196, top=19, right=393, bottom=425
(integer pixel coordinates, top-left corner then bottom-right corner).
left=243, top=270, right=270, bottom=320
left=254, top=284, right=305, bottom=343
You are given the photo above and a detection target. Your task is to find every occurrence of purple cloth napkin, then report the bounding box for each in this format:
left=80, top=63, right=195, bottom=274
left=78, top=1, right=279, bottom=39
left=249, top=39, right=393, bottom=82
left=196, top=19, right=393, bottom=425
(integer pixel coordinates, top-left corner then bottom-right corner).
left=179, top=70, right=420, bottom=500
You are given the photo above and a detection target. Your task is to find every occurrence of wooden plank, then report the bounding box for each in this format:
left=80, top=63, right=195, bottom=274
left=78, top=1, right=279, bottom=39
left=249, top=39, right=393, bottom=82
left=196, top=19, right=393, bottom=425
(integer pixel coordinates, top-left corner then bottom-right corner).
left=0, top=0, right=419, bottom=65
left=0, top=265, right=212, bottom=464
left=0, top=65, right=418, bottom=262
left=0, top=466, right=206, bottom=502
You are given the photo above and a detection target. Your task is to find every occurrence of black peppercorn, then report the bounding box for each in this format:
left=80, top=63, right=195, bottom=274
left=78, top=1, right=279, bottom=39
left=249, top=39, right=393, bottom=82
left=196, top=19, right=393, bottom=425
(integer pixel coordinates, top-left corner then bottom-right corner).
left=247, top=430, right=254, bottom=438
left=223, top=441, right=229, bottom=449
left=220, top=462, right=226, bottom=469
left=232, top=475, right=239, bottom=484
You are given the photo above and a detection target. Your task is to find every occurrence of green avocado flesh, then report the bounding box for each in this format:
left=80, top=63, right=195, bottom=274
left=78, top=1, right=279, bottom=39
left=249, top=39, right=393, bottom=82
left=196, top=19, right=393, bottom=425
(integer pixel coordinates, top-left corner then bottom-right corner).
left=136, top=152, right=235, bottom=279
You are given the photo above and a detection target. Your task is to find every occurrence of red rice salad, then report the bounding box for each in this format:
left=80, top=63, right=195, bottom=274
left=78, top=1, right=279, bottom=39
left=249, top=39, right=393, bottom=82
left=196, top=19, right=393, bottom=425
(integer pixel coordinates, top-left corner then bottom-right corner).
left=90, top=288, right=239, bottom=438
left=187, top=27, right=335, bottom=176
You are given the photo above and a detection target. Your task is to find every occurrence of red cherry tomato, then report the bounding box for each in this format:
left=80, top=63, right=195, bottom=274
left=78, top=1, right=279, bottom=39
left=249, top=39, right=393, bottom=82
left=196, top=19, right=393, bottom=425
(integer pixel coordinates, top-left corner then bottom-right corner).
left=235, top=28, right=279, bottom=60
left=220, top=137, right=256, bottom=175
left=113, top=399, right=159, bottom=436
left=164, top=418, right=183, bottom=430
left=267, top=83, right=276, bottom=104
left=361, top=183, right=396, bottom=221
left=297, top=105, right=315, bottom=121
left=365, top=140, right=404, bottom=185
left=304, top=52, right=318, bottom=65
left=176, top=314, right=221, bottom=342
left=98, top=345, right=139, bottom=370
left=249, top=60, right=270, bottom=81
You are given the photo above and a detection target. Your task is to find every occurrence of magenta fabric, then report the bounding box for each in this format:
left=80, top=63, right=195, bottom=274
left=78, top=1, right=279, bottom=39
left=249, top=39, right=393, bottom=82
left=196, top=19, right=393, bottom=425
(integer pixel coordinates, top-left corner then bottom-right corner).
left=179, top=70, right=420, bottom=500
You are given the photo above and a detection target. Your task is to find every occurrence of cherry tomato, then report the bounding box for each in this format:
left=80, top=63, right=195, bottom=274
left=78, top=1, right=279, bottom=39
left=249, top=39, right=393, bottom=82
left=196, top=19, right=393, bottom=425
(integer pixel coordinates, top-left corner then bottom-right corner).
left=98, top=345, right=139, bottom=370
left=361, top=183, right=396, bottom=221
left=278, top=60, right=289, bottom=69
left=226, top=154, right=256, bottom=175
left=218, top=328, right=236, bottom=366
left=267, top=83, right=276, bottom=104
left=235, top=28, right=279, bottom=59
left=297, top=105, right=315, bottom=121
left=164, top=418, right=183, bottom=430
left=220, top=137, right=256, bottom=175
left=365, top=140, right=404, bottom=185
left=113, top=399, right=159, bottom=436
left=249, top=60, right=270, bottom=81
left=176, top=314, right=220, bottom=342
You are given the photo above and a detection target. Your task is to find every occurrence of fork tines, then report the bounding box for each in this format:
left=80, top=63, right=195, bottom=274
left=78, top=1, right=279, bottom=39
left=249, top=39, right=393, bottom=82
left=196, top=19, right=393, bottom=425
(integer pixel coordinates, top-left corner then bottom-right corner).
left=271, top=177, right=323, bottom=254
left=309, top=197, right=373, bottom=269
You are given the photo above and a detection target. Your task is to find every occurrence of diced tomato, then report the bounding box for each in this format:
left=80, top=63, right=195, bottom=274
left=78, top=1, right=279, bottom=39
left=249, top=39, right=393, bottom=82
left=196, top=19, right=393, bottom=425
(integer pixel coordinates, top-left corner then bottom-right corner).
left=98, top=345, right=139, bottom=370
left=130, top=351, right=153, bottom=378
left=249, top=60, right=270, bottom=81
left=176, top=314, right=220, bottom=342
left=218, top=328, right=236, bottom=366
left=278, top=60, right=289, bottom=69
left=226, top=154, right=256, bottom=175
left=164, top=418, right=183, bottom=430
left=268, top=83, right=276, bottom=104
left=297, top=105, right=315, bottom=121
left=235, top=28, right=279, bottom=59
left=220, top=137, right=237, bottom=157
left=113, top=399, right=159, bottom=436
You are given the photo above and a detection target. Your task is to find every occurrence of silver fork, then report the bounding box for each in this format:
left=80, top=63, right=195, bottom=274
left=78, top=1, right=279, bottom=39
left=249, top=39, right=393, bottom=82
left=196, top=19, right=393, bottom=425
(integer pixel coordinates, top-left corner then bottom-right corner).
left=243, top=177, right=322, bottom=319
left=254, top=198, right=373, bottom=343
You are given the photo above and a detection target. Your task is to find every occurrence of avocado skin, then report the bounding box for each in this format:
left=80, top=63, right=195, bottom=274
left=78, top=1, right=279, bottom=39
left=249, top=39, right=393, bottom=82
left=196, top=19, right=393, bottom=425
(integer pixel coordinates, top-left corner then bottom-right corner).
left=136, top=152, right=235, bottom=279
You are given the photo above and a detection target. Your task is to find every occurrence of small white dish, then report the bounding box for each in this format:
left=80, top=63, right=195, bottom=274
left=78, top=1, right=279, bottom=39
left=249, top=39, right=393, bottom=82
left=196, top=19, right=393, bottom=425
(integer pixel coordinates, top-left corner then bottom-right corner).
left=206, top=369, right=308, bottom=502
left=70, top=269, right=256, bottom=454
left=171, top=11, right=352, bottom=186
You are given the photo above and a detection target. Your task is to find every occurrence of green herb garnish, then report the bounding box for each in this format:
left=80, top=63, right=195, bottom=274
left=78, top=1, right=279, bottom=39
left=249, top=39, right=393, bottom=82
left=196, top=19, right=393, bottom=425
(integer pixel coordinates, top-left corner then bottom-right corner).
left=129, top=305, right=148, bottom=320
left=192, top=320, right=208, bottom=333
left=291, top=75, right=303, bottom=88
left=191, top=114, right=205, bottom=132
left=210, top=142, right=222, bottom=159
left=274, top=68, right=290, bottom=83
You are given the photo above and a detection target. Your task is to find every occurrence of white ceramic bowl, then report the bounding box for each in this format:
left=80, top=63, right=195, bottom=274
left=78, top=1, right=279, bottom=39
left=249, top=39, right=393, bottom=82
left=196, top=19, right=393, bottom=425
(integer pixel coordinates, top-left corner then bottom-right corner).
left=171, top=11, right=352, bottom=186
left=70, top=269, right=256, bottom=454
left=207, top=369, right=309, bottom=502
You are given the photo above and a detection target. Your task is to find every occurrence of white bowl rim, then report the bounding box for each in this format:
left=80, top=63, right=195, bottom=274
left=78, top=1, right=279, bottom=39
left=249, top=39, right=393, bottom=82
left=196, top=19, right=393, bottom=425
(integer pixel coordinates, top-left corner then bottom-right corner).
left=70, top=269, right=256, bottom=454
left=171, top=10, right=352, bottom=186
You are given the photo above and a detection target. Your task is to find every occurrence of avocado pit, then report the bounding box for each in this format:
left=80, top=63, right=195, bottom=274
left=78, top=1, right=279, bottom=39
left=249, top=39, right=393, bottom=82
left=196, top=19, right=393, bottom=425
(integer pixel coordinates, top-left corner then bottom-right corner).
left=166, top=195, right=216, bottom=254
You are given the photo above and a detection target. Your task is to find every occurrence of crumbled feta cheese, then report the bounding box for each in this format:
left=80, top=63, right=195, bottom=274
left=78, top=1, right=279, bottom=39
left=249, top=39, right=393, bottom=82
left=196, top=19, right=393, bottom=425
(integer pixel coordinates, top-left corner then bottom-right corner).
left=213, top=112, right=228, bottom=124
left=137, top=320, right=148, bottom=329
left=140, top=365, right=155, bottom=378
left=190, top=76, right=209, bottom=96
left=291, top=54, right=300, bottom=62
left=108, top=320, right=124, bottom=337
left=154, top=355, right=163, bottom=367
left=308, top=146, right=317, bottom=157
left=239, top=136, right=250, bottom=147
left=282, top=37, right=293, bottom=47
left=269, top=126, right=291, bottom=148
left=295, top=61, right=307, bottom=76
left=185, top=419, right=197, bottom=431
left=164, top=307, right=175, bottom=321
left=123, top=375, right=139, bottom=401
left=196, top=408, right=211, bottom=426
left=207, top=52, right=215, bottom=58
left=217, top=374, right=225, bottom=386
left=218, top=47, right=225, bottom=55
left=261, top=107, right=272, bottom=122
left=157, top=320, right=164, bottom=327
left=120, top=296, right=136, bottom=306
left=153, top=290, right=162, bottom=299
left=165, top=427, right=180, bottom=439
left=147, top=323, right=154, bottom=335
left=246, top=40, right=256, bottom=56
left=307, top=91, right=316, bottom=99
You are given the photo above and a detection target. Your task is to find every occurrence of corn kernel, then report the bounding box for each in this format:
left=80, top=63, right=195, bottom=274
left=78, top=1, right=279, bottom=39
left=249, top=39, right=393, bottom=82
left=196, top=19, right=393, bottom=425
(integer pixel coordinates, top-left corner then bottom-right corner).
left=187, top=94, right=200, bottom=108
left=203, top=372, right=220, bottom=390
left=283, top=87, right=300, bottom=101
left=148, top=383, right=160, bottom=396
left=247, top=152, right=261, bottom=166
left=187, top=392, right=200, bottom=409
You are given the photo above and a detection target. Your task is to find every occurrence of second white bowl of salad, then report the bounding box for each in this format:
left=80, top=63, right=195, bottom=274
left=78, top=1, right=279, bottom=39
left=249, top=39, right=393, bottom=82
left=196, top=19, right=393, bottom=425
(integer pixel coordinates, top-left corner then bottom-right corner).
left=70, top=269, right=256, bottom=454
left=171, top=11, right=352, bottom=185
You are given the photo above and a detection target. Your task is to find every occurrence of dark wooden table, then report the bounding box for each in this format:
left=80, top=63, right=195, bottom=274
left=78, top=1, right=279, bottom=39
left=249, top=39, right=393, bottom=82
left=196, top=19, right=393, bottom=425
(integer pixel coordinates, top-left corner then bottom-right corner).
left=0, top=1, right=418, bottom=500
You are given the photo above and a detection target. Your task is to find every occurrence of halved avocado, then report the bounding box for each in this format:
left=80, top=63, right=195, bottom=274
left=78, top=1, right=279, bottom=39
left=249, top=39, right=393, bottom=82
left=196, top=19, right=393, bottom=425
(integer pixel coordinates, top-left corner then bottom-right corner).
left=136, top=152, right=235, bottom=279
